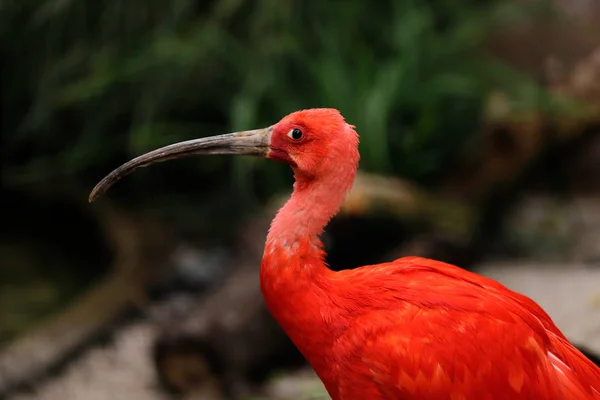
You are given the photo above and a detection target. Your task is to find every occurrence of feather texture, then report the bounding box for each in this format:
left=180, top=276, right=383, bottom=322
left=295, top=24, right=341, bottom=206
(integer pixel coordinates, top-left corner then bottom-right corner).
left=322, top=257, right=600, bottom=399
left=255, top=109, right=600, bottom=400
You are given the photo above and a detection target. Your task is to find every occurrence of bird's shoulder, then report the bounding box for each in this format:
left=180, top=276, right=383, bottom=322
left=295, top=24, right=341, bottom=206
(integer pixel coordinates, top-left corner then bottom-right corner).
left=334, top=256, right=562, bottom=338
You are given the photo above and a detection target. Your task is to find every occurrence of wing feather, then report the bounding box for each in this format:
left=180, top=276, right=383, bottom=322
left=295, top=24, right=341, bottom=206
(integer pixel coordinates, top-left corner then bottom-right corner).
left=333, top=256, right=600, bottom=399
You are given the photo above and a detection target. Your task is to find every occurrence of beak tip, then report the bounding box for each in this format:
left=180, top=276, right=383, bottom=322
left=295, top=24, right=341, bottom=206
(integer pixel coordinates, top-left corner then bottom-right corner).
left=88, top=185, right=103, bottom=203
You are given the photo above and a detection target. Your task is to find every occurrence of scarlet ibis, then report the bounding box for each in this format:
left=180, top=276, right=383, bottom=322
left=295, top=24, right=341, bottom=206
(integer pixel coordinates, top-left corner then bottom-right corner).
left=90, top=108, right=600, bottom=399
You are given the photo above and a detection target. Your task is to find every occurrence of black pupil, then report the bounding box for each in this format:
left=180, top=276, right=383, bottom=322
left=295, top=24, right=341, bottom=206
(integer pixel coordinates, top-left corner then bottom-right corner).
left=291, top=128, right=302, bottom=140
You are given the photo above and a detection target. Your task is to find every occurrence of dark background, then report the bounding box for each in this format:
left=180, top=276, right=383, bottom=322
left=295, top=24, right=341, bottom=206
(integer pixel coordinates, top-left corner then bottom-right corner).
left=1, top=1, right=600, bottom=399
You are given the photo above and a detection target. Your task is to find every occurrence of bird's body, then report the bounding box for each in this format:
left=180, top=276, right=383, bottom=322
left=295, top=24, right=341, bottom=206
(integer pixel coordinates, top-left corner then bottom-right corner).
left=262, top=255, right=600, bottom=399
left=90, top=108, right=600, bottom=399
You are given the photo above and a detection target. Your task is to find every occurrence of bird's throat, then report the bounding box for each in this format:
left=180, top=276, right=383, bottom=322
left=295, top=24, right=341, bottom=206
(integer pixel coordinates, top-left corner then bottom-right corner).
left=266, top=168, right=355, bottom=252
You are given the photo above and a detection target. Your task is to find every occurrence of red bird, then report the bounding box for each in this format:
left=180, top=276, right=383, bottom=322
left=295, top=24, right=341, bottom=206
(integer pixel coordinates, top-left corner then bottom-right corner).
left=90, top=108, right=600, bottom=399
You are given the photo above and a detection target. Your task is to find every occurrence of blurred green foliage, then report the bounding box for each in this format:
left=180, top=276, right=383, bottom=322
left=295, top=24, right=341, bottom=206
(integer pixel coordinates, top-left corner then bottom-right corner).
left=0, top=0, right=567, bottom=347
left=2, top=0, right=542, bottom=197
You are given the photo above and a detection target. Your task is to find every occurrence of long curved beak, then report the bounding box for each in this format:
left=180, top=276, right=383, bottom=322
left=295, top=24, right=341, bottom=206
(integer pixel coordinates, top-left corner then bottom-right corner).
left=89, top=126, right=273, bottom=202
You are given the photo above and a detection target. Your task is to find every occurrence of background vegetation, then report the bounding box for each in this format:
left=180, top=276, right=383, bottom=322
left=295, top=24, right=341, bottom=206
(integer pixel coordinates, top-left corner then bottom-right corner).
left=3, top=0, right=547, bottom=190
left=2, top=0, right=599, bottom=398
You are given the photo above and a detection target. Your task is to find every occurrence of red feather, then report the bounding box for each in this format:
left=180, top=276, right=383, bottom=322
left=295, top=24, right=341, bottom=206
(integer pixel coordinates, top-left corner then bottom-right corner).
left=257, top=109, right=600, bottom=400
left=322, top=257, right=600, bottom=399
left=92, top=107, right=600, bottom=400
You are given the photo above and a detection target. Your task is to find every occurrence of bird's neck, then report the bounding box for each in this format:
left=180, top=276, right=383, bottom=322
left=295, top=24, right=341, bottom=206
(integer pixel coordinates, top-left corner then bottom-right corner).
left=260, top=175, right=341, bottom=298
left=259, top=168, right=355, bottom=374
left=260, top=163, right=355, bottom=287
left=264, top=167, right=355, bottom=267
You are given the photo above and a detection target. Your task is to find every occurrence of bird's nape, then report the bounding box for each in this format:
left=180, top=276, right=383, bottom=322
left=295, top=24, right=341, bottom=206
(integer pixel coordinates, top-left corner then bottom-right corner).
left=88, top=127, right=273, bottom=202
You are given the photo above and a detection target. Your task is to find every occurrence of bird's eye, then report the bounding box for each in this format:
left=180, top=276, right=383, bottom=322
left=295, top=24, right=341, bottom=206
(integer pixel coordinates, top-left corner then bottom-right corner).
left=287, top=128, right=303, bottom=141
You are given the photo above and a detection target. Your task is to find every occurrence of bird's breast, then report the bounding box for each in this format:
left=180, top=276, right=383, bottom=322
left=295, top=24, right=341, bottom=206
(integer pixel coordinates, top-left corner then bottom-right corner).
left=260, top=267, right=349, bottom=394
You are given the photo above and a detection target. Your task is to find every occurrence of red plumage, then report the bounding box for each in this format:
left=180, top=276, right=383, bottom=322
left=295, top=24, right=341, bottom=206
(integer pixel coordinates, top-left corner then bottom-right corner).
left=259, top=109, right=600, bottom=399
left=91, top=108, right=600, bottom=399
left=262, top=251, right=600, bottom=399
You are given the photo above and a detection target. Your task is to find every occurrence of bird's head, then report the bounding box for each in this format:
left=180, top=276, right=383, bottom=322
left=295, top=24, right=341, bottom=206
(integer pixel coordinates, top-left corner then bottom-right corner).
left=89, top=108, right=359, bottom=202
left=269, top=108, right=359, bottom=179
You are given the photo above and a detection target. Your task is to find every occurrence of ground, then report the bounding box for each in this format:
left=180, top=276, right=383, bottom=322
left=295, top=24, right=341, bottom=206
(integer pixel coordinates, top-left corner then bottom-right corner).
left=6, top=263, right=599, bottom=400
